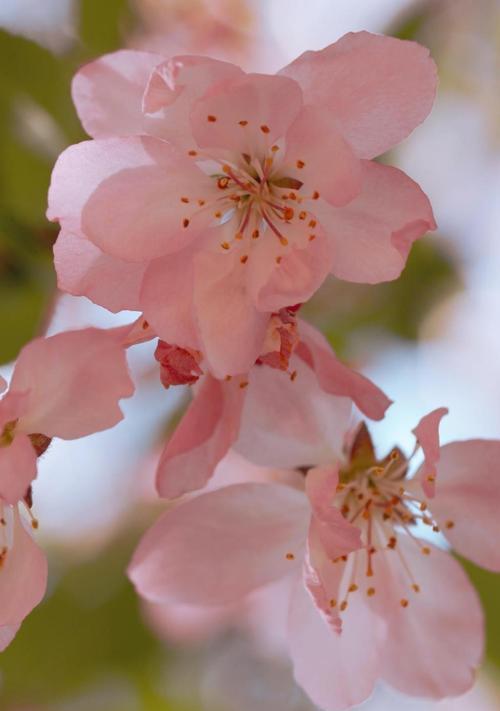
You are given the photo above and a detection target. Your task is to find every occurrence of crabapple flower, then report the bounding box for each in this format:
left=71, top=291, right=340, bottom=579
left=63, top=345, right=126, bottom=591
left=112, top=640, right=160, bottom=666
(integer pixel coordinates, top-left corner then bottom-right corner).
left=48, top=32, right=437, bottom=376
left=0, top=328, right=135, bottom=504
left=128, top=414, right=499, bottom=711
left=0, top=504, right=47, bottom=651
left=154, top=317, right=391, bottom=499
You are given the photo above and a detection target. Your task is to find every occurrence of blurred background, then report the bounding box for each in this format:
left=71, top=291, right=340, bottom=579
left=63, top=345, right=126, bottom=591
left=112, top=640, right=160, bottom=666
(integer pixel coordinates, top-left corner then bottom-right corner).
left=0, top=0, right=499, bottom=709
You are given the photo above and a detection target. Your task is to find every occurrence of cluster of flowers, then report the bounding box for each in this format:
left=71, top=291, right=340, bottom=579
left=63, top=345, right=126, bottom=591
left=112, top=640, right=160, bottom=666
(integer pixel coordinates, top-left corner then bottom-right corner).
left=2, top=31, right=499, bottom=710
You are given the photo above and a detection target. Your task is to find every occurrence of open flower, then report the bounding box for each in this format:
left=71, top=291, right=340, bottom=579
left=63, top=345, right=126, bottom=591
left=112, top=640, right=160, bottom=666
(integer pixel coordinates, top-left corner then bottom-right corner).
left=0, top=328, right=135, bottom=505
left=48, top=32, right=437, bottom=376
left=0, top=504, right=47, bottom=652
left=129, top=410, right=497, bottom=710
left=154, top=317, right=391, bottom=499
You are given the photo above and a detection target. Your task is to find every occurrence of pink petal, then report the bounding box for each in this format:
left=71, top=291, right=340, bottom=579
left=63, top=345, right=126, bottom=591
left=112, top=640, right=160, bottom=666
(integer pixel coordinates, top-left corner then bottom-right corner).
left=144, top=598, right=236, bottom=645
left=412, top=406, right=448, bottom=497
left=11, top=328, right=134, bottom=439
left=288, top=578, right=384, bottom=711
left=284, top=105, right=361, bottom=206
left=190, top=73, right=303, bottom=155
left=54, top=231, right=147, bottom=312
left=156, top=375, right=244, bottom=499
left=0, top=434, right=37, bottom=505
left=193, top=250, right=269, bottom=377
left=0, top=509, right=48, bottom=626
left=140, top=249, right=199, bottom=350
left=128, top=482, right=309, bottom=605
left=280, top=31, right=437, bottom=159
left=305, top=466, right=361, bottom=560
left=315, top=160, right=436, bottom=284
left=235, top=354, right=352, bottom=469
left=48, top=136, right=212, bottom=262
left=142, top=55, right=244, bottom=149
left=249, top=223, right=332, bottom=313
left=428, top=440, right=500, bottom=571
left=72, top=49, right=164, bottom=138
left=297, top=319, right=392, bottom=420
left=370, top=538, right=483, bottom=699
left=0, top=624, right=20, bottom=652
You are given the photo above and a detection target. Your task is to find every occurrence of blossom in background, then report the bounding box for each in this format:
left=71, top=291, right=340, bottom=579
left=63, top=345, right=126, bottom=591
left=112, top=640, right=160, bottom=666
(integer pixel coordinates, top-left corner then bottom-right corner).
left=48, top=31, right=436, bottom=377
left=129, top=407, right=500, bottom=710
left=152, top=316, right=391, bottom=499
left=0, top=328, right=135, bottom=506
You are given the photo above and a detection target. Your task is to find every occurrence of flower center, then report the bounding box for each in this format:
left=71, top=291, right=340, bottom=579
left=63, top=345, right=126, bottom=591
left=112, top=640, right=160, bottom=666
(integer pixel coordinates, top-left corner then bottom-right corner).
left=183, top=141, right=320, bottom=265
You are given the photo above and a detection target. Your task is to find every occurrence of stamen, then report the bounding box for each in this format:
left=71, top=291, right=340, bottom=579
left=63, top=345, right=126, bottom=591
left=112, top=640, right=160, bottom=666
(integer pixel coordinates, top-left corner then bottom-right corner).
left=285, top=552, right=295, bottom=560
left=239, top=120, right=248, bottom=126
left=260, top=125, right=270, bottom=134
left=400, top=599, right=409, bottom=608
left=296, top=160, right=305, bottom=169
left=180, top=197, right=189, bottom=203
left=240, top=254, right=249, bottom=264
left=182, top=218, right=190, bottom=228
left=207, top=115, right=217, bottom=122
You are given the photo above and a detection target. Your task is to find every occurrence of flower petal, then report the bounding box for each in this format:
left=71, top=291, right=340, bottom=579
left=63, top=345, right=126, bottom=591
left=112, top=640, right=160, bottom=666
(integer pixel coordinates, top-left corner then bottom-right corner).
left=369, top=538, right=483, bottom=699
left=280, top=31, right=437, bottom=159
left=11, top=328, right=134, bottom=439
left=288, top=578, right=384, bottom=711
left=142, top=55, right=244, bottom=149
left=140, top=248, right=199, bottom=349
left=48, top=136, right=212, bottom=262
left=235, top=354, right=352, bottom=468
left=283, top=104, right=361, bottom=207
left=412, top=407, right=448, bottom=497
left=156, top=376, right=245, bottom=499
left=315, top=161, right=436, bottom=284
left=0, top=509, right=47, bottom=627
left=72, top=49, right=164, bottom=138
left=0, top=434, right=37, bottom=505
left=429, top=440, right=500, bottom=571
left=297, top=319, right=392, bottom=420
left=193, top=250, right=269, bottom=377
left=190, top=73, right=303, bottom=155
left=54, top=232, right=147, bottom=313
left=128, top=482, right=309, bottom=605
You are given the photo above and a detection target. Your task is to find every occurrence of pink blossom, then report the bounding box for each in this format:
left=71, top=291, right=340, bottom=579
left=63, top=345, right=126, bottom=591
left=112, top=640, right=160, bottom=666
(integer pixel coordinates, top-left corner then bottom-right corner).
left=0, top=328, right=134, bottom=504
left=154, top=319, right=391, bottom=499
left=129, top=414, right=496, bottom=710
left=48, top=33, right=436, bottom=376
left=0, top=505, right=47, bottom=651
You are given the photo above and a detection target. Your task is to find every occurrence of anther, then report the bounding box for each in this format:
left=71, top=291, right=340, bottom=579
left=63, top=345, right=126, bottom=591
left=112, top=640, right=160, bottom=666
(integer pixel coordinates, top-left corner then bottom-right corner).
left=214, top=211, right=222, bottom=218
left=420, top=502, right=428, bottom=511
left=207, top=115, right=217, bottom=122
left=217, top=177, right=230, bottom=189
left=412, top=584, right=421, bottom=593
left=275, top=256, right=282, bottom=264
left=290, top=370, right=298, bottom=381
left=299, top=211, right=306, bottom=220
left=188, top=150, right=198, bottom=156
left=235, top=232, right=244, bottom=240
left=308, top=219, right=317, bottom=228
left=367, top=587, right=376, bottom=597
left=426, top=474, right=436, bottom=483
left=252, top=229, right=260, bottom=239
left=387, top=537, right=397, bottom=549
left=285, top=552, right=295, bottom=560
left=283, top=207, right=294, bottom=221
left=312, top=191, right=320, bottom=200
left=239, top=120, right=248, bottom=126
left=340, top=601, right=348, bottom=612
left=329, top=599, right=337, bottom=608
left=309, top=234, right=316, bottom=241
left=180, top=197, right=189, bottom=203
left=445, top=520, right=455, bottom=529
left=239, top=381, right=249, bottom=389
left=421, top=547, right=431, bottom=556
left=260, top=124, right=270, bottom=134
left=400, top=599, right=409, bottom=608
left=279, top=236, right=289, bottom=246
left=220, top=242, right=230, bottom=250
left=198, top=199, right=206, bottom=206
left=240, top=254, right=249, bottom=264
left=271, top=145, right=280, bottom=152
left=348, top=584, right=358, bottom=593
left=182, top=218, right=190, bottom=228
left=296, top=160, right=305, bottom=169
left=142, top=320, right=149, bottom=330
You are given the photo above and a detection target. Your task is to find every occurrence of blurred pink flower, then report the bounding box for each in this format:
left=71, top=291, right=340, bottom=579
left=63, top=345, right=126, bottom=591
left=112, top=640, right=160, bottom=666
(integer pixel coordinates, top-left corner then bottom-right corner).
left=128, top=414, right=499, bottom=710
left=0, top=328, right=135, bottom=505
left=0, top=505, right=47, bottom=652
left=154, top=319, right=391, bottom=499
left=48, top=31, right=436, bottom=377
